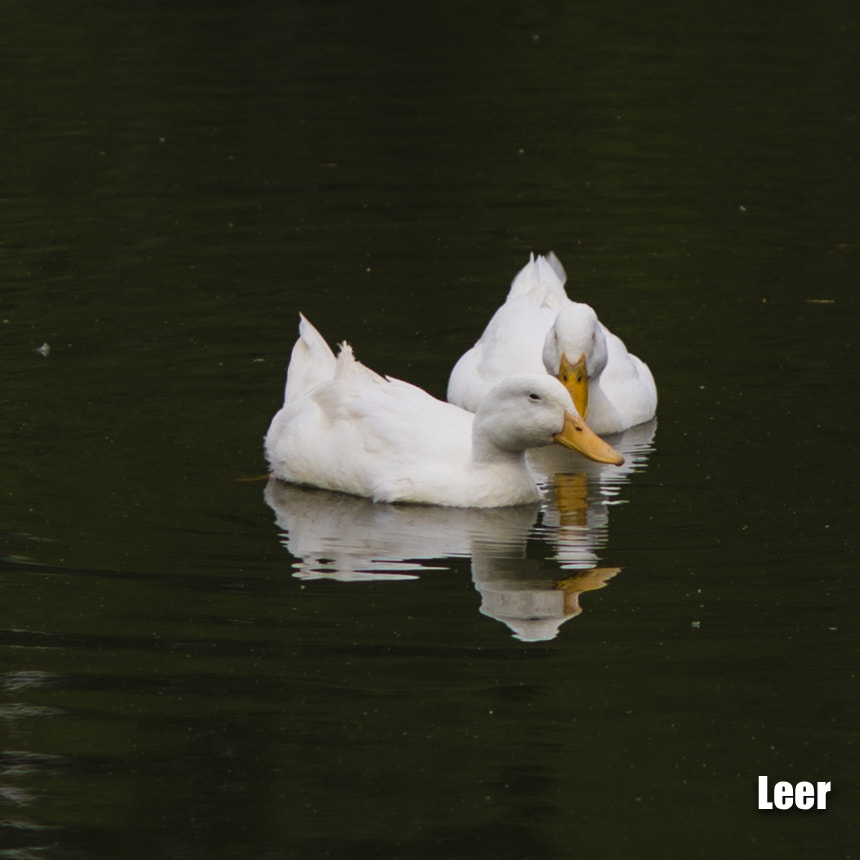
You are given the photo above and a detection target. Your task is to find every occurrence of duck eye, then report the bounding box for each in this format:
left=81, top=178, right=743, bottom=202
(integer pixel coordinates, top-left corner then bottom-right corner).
left=528, top=392, right=541, bottom=401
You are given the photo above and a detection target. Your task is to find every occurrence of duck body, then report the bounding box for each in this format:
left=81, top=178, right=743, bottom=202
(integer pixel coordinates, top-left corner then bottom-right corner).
left=448, top=253, right=657, bottom=436
left=265, top=315, right=623, bottom=508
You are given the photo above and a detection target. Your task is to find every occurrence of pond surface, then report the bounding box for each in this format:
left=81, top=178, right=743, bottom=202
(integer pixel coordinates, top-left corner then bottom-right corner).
left=1, top=1, right=858, bottom=858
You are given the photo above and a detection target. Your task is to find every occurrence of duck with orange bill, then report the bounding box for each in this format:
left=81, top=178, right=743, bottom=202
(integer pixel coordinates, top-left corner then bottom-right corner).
left=448, top=252, right=657, bottom=436
left=265, top=315, right=624, bottom=509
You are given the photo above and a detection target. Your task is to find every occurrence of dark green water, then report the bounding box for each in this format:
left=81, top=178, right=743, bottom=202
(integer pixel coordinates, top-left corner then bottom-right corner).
left=1, top=1, right=857, bottom=858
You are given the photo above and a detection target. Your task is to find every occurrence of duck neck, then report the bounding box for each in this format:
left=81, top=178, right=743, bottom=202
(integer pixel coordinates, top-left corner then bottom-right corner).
left=470, top=426, right=528, bottom=468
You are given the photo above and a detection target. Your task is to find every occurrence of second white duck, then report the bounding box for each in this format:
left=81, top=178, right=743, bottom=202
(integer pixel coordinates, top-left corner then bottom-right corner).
left=447, top=253, right=657, bottom=435
left=265, top=315, right=624, bottom=508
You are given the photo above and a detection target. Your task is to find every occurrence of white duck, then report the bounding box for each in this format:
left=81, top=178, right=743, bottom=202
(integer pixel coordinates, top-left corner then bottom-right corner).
left=265, top=315, right=624, bottom=508
left=447, top=253, right=657, bottom=435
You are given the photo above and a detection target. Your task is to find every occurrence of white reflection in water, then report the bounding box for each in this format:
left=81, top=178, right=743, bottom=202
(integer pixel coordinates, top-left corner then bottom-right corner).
left=0, top=672, right=61, bottom=693
left=265, top=420, right=655, bottom=642
left=0, top=784, right=36, bottom=806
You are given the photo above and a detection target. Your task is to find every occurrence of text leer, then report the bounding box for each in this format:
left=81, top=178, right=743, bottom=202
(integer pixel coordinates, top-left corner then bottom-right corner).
left=758, top=776, right=830, bottom=810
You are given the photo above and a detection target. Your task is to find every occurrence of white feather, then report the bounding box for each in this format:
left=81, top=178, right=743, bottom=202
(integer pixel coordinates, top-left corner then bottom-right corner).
left=265, top=315, right=623, bottom=508
left=448, top=253, right=657, bottom=435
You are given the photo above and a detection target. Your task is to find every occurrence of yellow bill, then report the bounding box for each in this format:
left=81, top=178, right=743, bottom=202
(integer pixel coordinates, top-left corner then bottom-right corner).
left=553, top=410, right=625, bottom=465
left=559, top=352, right=588, bottom=419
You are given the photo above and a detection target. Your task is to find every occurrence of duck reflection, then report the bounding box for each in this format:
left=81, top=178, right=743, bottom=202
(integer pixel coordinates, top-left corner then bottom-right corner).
left=264, top=420, right=655, bottom=642
left=530, top=418, right=656, bottom=567
left=264, top=478, right=535, bottom=581
left=473, top=419, right=654, bottom=640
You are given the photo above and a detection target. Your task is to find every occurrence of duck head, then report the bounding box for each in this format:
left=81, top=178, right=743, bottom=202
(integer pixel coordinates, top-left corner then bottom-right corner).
left=474, top=374, right=623, bottom=466
left=542, top=303, right=609, bottom=420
